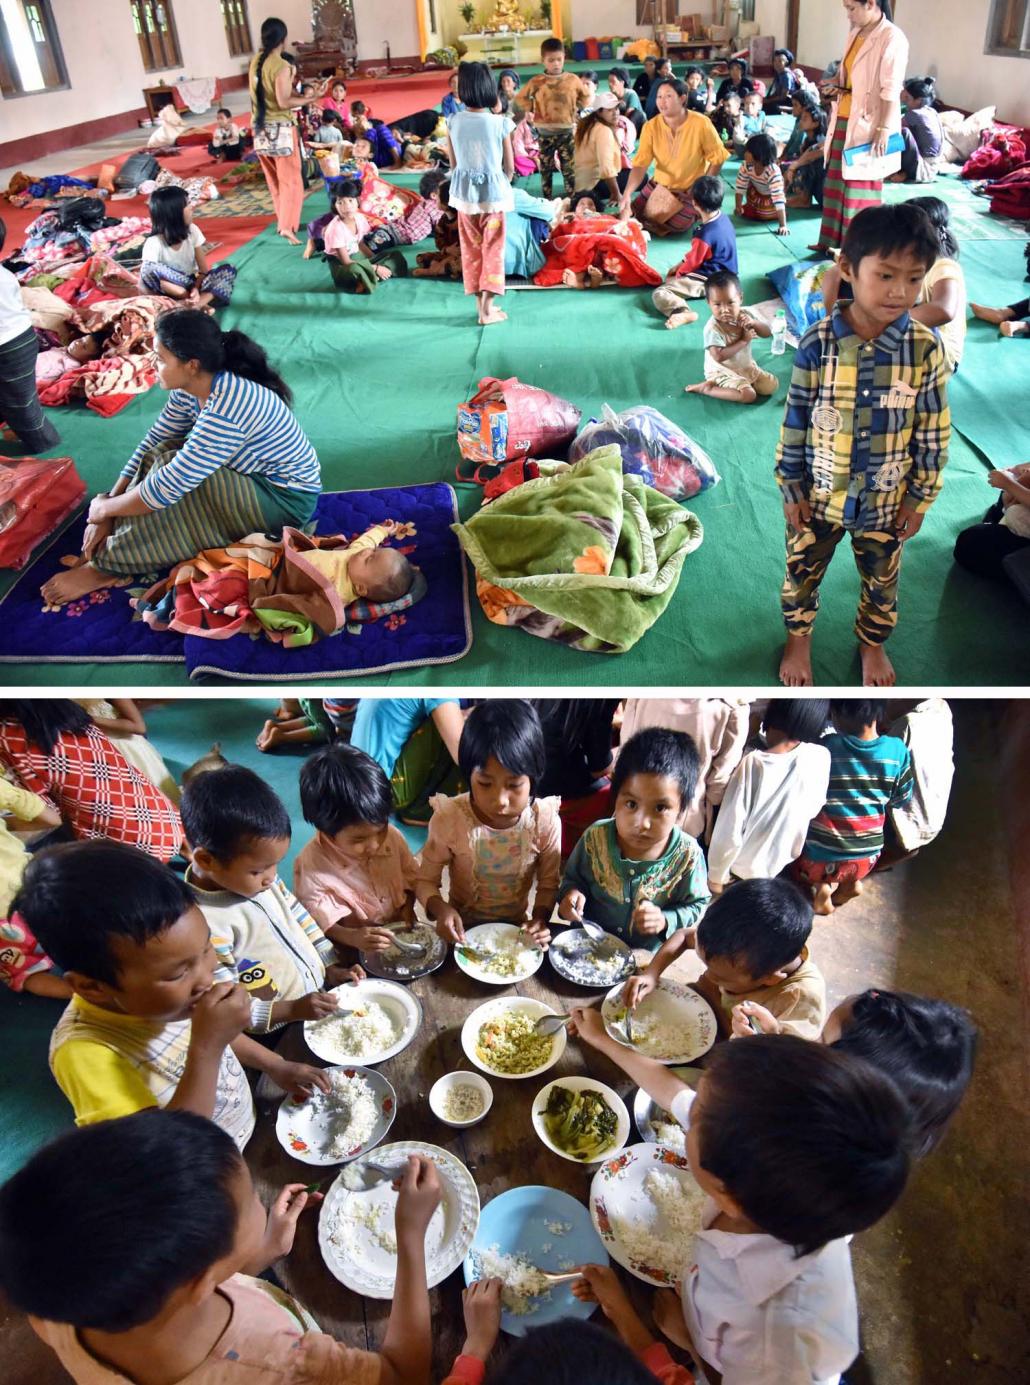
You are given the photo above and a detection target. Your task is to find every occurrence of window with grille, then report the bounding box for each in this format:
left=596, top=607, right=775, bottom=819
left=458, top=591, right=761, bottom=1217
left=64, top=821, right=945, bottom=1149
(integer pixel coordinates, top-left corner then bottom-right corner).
left=221, top=0, right=251, bottom=57
left=0, top=0, right=68, bottom=95
left=986, top=0, right=1030, bottom=56
left=131, top=0, right=181, bottom=72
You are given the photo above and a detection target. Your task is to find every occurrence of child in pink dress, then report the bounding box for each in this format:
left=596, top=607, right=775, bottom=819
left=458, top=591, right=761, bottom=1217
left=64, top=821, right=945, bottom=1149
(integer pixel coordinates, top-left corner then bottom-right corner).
left=511, top=107, right=540, bottom=177
left=293, top=743, right=418, bottom=957
left=417, top=700, right=560, bottom=946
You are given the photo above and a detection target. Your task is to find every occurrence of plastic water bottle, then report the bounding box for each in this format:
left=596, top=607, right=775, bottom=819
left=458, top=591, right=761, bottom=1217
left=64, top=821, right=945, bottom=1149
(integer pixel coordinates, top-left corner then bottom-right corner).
left=771, top=310, right=788, bottom=356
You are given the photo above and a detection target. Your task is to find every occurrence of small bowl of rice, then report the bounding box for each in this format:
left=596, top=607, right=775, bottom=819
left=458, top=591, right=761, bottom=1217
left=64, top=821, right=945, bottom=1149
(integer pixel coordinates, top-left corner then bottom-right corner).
left=429, top=1071, right=494, bottom=1128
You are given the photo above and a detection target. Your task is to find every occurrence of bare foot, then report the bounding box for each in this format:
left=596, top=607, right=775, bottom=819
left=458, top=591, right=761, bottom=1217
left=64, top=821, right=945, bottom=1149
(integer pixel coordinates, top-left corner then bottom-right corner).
left=860, top=642, right=896, bottom=687
left=653, top=1288, right=692, bottom=1349
left=561, top=268, right=584, bottom=288
left=302, top=240, right=315, bottom=259
left=666, top=308, right=698, bottom=329
left=886, top=170, right=907, bottom=183
left=1000, top=320, right=1028, bottom=338
left=278, top=229, right=301, bottom=245
left=970, top=303, right=1014, bottom=325
left=813, top=882, right=837, bottom=916
left=256, top=720, right=284, bottom=752
left=586, top=265, right=605, bottom=288
left=779, top=632, right=813, bottom=687
left=40, top=562, right=121, bottom=608
left=479, top=308, right=508, bottom=324
left=685, top=380, right=713, bottom=394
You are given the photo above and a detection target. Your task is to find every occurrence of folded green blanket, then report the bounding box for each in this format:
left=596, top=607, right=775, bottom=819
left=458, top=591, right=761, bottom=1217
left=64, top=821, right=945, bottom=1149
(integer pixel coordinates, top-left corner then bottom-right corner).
left=453, top=447, right=703, bottom=654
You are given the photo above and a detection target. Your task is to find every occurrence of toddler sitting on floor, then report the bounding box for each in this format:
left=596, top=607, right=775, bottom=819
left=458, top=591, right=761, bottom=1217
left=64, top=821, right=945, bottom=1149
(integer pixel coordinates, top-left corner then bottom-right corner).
left=686, top=270, right=778, bottom=404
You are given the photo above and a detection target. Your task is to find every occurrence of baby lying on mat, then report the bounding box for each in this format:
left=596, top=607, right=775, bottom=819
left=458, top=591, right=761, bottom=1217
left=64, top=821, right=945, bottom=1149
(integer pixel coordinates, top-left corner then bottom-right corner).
left=304, top=519, right=415, bottom=603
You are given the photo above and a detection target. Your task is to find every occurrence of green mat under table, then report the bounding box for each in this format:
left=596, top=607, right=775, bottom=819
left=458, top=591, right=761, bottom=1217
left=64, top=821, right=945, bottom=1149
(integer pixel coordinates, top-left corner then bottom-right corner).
left=3, top=162, right=1025, bottom=686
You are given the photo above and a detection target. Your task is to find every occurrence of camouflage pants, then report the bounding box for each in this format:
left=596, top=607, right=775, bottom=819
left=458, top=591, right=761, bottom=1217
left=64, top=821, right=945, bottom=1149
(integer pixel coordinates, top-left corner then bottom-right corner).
left=782, top=519, right=902, bottom=646
left=537, top=127, right=576, bottom=198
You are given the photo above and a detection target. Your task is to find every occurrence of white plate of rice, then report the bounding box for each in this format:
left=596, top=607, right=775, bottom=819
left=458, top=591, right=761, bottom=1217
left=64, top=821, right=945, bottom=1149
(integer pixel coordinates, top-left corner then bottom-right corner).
left=276, top=1065, right=396, bottom=1167
left=601, top=979, right=718, bottom=1065
left=589, top=1142, right=707, bottom=1287
left=304, top=979, right=421, bottom=1065
left=633, top=1066, right=703, bottom=1154
left=319, top=1139, right=480, bottom=1298
left=455, top=923, right=544, bottom=985
left=461, top=996, right=566, bottom=1080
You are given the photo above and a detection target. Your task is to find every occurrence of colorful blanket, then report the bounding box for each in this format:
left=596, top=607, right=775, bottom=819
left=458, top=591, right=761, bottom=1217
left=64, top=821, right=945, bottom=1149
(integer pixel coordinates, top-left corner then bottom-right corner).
left=533, top=215, right=662, bottom=289
left=452, top=447, right=702, bottom=654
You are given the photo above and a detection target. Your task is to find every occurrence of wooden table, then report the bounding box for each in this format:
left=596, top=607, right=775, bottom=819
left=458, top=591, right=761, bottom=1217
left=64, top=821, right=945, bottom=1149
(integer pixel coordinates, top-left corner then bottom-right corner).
left=245, top=954, right=696, bottom=1377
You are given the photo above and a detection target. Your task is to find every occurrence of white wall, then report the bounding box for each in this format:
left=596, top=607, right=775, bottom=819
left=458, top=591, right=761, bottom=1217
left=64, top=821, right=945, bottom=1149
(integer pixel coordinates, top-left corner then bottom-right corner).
left=353, top=0, right=419, bottom=62
left=796, top=0, right=1030, bottom=126
left=755, top=0, right=789, bottom=47
left=0, top=0, right=313, bottom=142
left=569, top=0, right=649, bottom=39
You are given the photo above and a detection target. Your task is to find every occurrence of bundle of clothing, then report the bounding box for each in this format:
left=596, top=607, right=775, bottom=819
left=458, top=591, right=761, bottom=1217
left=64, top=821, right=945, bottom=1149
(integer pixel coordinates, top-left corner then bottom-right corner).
left=3, top=173, right=96, bottom=208
left=13, top=207, right=151, bottom=282
left=141, top=168, right=220, bottom=209
left=452, top=447, right=702, bottom=654
left=532, top=212, right=661, bottom=289
left=132, top=528, right=426, bottom=648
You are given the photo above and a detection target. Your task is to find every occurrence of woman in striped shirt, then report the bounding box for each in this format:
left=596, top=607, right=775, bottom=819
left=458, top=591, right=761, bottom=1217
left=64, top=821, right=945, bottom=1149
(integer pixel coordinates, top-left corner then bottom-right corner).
left=41, top=311, right=321, bottom=608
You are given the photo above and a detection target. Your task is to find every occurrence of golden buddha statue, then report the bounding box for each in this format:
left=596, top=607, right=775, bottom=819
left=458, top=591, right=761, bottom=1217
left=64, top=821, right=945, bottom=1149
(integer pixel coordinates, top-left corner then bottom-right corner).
left=483, top=0, right=528, bottom=34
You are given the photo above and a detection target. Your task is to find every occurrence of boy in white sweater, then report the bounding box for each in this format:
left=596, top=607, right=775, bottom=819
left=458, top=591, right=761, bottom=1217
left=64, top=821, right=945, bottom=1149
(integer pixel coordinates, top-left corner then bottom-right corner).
left=707, top=697, right=831, bottom=891
left=182, top=765, right=362, bottom=1035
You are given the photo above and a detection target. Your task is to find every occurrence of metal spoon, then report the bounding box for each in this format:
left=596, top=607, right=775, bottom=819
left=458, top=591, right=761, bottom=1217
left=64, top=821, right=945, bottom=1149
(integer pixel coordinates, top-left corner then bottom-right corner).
left=342, top=1157, right=409, bottom=1192
left=384, top=929, right=427, bottom=957
left=535, top=1267, right=582, bottom=1284
left=533, top=1012, right=572, bottom=1036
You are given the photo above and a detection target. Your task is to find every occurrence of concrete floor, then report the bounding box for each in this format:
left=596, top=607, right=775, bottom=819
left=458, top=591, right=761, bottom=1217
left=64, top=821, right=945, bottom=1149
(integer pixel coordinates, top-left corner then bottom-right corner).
left=0, top=89, right=253, bottom=188
left=0, top=699, right=1027, bottom=1382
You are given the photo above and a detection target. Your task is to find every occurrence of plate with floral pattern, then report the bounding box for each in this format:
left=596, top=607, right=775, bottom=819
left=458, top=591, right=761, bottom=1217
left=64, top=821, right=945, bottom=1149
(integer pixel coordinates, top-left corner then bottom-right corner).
left=589, top=1142, right=706, bottom=1287
left=275, top=1065, right=396, bottom=1167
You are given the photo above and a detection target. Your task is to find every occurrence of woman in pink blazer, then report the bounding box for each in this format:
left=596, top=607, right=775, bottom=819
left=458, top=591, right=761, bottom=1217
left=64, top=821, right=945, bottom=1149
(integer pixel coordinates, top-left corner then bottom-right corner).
left=815, top=0, right=909, bottom=251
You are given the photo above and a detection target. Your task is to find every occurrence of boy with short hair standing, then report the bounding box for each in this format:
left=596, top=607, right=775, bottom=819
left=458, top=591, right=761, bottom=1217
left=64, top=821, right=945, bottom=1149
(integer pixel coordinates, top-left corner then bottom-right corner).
left=515, top=38, right=591, bottom=198
left=776, top=202, right=951, bottom=689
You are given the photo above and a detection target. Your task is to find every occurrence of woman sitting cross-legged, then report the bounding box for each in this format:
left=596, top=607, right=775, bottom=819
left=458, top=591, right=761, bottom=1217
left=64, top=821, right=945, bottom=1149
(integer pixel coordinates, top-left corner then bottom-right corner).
left=40, top=311, right=321, bottom=607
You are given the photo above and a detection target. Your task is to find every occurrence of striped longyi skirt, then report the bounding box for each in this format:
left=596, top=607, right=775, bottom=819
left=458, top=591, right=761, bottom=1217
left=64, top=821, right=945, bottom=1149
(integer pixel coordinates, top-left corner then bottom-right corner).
left=816, top=125, right=882, bottom=251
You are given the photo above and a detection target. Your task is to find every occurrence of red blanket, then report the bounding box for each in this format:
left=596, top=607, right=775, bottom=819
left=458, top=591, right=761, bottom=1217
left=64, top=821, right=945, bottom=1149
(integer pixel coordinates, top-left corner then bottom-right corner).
left=533, top=215, right=662, bottom=288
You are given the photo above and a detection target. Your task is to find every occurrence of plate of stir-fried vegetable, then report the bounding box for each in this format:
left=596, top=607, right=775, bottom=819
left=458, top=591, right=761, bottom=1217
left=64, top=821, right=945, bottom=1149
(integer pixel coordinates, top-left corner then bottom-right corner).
left=531, top=1076, right=630, bottom=1164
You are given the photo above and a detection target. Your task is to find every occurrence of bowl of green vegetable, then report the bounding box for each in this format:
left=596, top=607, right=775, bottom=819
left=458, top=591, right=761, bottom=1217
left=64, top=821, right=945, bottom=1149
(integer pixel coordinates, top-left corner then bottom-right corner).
left=531, top=1076, right=631, bottom=1165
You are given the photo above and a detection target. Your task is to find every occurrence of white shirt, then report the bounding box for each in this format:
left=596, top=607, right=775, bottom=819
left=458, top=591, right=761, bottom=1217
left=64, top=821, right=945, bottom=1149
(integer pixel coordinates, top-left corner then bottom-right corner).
left=141, top=221, right=205, bottom=275
left=707, top=742, right=831, bottom=885
left=671, top=1089, right=857, bottom=1385
left=886, top=699, right=954, bottom=851
left=0, top=264, right=32, bottom=347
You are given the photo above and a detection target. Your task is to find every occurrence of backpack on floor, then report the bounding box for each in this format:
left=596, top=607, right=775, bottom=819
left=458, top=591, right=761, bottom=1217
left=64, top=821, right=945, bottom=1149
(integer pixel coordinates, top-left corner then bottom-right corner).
left=0, top=458, right=87, bottom=569
left=115, top=152, right=160, bottom=190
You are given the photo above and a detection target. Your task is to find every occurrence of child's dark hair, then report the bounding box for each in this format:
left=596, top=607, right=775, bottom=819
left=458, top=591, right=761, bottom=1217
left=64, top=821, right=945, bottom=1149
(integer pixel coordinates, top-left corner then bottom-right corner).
left=608, top=65, right=631, bottom=86
left=540, top=36, right=564, bottom=56
left=570, top=188, right=603, bottom=212
left=217, top=106, right=232, bottom=118
left=907, top=194, right=958, bottom=259
left=580, top=69, right=598, bottom=84
left=156, top=311, right=293, bottom=405
left=653, top=76, right=688, bottom=103
left=903, top=75, right=937, bottom=105
left=148, top=185, right=190, bottom=247
left=802, top=102, right=829, bottom=137
left=0, top=1110, right=242, bottom=1332
left=350, top=100, right=367, bottom=116
left=333, top=178, right=361, bottom=202
left=0, top=698, right=92, bottom=755
left=689, top=174, right=725, bottom=212
left=459, top=700, right=545, bottom=794
left=458, top=60, right=498, bottom=109
left=611, top=727, right=699, bottom=812
left=704, top=268, right=742, bottom=299
left=841, top=202, right=939, bottom=273
left=697, top=1036, right=911, bottom=1256
left=12, top=842, right=195, bottom=987
left=684, top=64, right=703, bottom=82
left=745, top=133, right=778, bottom=168
left=763, top=697, right=830, bottom=744
left=300, top=743, right=392, bottom=836
left=830, top=698, right=886, bottom=731
left=698, top=877, right=813, bottom=978
left=320, top=110, right=346, bottom=129
left=484, top=1320, right=655, bottom=1385
left=419, top=168, right=450, bottom=200
left=832, top=990, right=978, bottom=1158
left=774, top=47, right=796, bottom=65
left=181, top=763, right=291, bottom=861
left=728, top=56, right=750, bottom=80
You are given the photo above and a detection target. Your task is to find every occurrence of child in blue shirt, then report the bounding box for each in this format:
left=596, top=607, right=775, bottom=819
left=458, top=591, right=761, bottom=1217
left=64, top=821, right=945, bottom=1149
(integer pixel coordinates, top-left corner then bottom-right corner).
left=558, top=727, right=709, bottom=951
left=445, top=61, right=514, bottom=326
left=441, top=70, right=464, bottom=118
left=651, top=174, right=738, bottom=328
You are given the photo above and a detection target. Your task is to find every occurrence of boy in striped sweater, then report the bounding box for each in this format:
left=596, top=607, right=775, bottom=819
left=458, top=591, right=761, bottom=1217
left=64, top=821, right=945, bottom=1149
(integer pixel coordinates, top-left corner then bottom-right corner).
left=792, top=699, right=913, bottom=914
left=735, top=133, right=789, bottom=235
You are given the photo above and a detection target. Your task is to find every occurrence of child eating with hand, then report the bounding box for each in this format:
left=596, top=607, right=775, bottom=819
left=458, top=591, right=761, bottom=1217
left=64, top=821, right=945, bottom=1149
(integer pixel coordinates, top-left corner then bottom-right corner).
left=624, top=875, right=825, bottom=1038
left=566, top=1017, right=912, bottom=1385
left=0, top=1109, right=442, bottom=1385
left=734, top=133, right=788, bottom=233
left=417, top=700, right=559, bottom=947
left=15, top=841, right=329, bottom=1145
left=651, top=174, right=738, bottom=327
left=559, top=727, right=709, bottom=950
left=182, top=765, right=361, bottom=1034
left=294, top=742, right=418, bottom=956
left=686, top=270, right=778, bottom=403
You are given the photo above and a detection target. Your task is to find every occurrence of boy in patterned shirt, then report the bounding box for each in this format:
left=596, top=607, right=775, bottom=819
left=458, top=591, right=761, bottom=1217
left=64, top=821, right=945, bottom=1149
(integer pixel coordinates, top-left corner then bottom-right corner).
left=776, top=203, right=951, bottom=688
left=514, top=38, right=592, bottom=198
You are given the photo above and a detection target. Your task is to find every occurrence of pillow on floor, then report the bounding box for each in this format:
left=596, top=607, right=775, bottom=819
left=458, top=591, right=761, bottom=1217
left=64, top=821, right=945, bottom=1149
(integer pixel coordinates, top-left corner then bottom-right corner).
left=940, top=106, right=996, bottom=163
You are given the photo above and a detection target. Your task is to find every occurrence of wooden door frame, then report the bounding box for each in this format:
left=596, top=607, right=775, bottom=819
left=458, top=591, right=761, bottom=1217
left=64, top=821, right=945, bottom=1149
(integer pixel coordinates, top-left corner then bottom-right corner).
left=787, top=0, right=800, bottom=55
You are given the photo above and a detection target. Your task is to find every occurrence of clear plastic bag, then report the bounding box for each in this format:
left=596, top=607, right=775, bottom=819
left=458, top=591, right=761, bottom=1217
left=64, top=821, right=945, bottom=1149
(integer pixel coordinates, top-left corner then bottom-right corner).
left=568, top=405, right=720, bottom=501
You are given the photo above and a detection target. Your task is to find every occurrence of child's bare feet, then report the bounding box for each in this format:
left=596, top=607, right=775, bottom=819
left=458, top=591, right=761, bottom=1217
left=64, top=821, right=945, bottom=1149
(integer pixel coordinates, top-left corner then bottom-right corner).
left=652, top=1288, right=692, bottom=1349
left=586, top=265, right=605, bottom=288
left=666, top=307, right=698, bottom=328
left=685, top=380, right=713, bottom=394
left=561, top=268, right=585, bottom=288
left=860, top=642, right=896, bottom=687
left=479, top=307, right=508, bottom=324
left=40, top=562, right=122, bottom=608
left=302, top=240, right=316, bottom=260
left=970, top=303, right=1014, bottom=325
left=779, top=632, right=813, bottom=687
left=834, top=876, right=864, bottom=907
left=1000, top=320, right=1029, bottom=338
left=256, top=720, right=286, bottom=752
left=813, top=881, right=837, bottom=915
